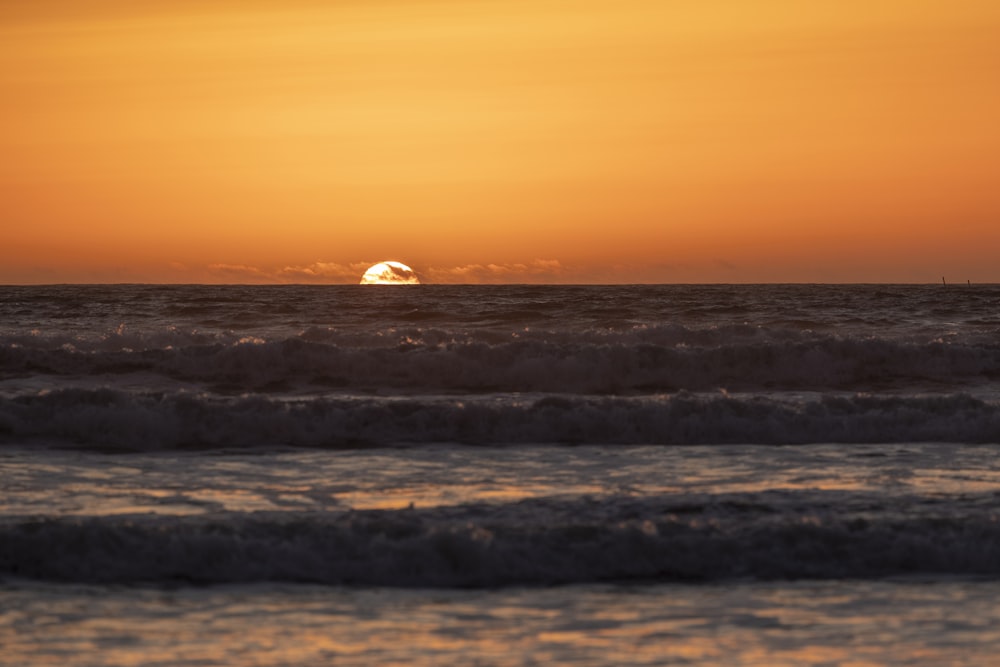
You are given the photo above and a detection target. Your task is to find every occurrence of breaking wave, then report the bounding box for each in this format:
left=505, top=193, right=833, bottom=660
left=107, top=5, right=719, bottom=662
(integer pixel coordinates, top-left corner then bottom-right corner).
left=2, top=389, right=999, bottom=449
left=3, top=330, right=999, bottom=394
left=3, top=495, right=999, bottom=586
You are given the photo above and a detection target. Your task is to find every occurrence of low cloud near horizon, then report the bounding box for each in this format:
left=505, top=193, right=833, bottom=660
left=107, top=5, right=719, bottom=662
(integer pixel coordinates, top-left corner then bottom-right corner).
left=206, top=259, right=570, bottom=284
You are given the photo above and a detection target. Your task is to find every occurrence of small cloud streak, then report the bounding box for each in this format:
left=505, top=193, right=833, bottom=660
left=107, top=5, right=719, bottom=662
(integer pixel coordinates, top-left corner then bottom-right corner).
left=278, top=262, right=372, bottom=283
left=426, top=259, right=565, bottom=284
left=207, top=263, right=272, bottom=282
left=206, top=261, right=375, bottom=283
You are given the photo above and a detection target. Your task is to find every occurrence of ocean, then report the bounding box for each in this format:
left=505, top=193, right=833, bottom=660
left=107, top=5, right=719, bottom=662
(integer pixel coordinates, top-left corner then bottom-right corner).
left=2, top=284, right=999, bottom=665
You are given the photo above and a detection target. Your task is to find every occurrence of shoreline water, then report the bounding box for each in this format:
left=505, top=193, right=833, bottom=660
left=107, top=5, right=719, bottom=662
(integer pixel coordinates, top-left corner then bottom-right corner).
left=4, top=579, right=1000, bottom=666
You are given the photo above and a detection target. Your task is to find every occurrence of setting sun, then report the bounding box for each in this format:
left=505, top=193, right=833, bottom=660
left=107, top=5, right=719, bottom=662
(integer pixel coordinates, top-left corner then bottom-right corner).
left=360, top=261, right=420, bottom=285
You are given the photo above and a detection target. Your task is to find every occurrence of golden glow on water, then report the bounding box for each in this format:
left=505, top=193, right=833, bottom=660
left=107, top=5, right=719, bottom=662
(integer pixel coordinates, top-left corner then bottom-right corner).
left=5, top=444, right=998, bottom=516
left=4, top=582, right=1000, bottom=666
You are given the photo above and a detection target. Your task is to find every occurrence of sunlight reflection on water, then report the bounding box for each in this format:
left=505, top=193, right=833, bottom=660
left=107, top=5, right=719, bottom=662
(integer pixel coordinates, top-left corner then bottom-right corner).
left=2, top=580, right=999, bottom=666
left=2, top=443, right=995, bottom=517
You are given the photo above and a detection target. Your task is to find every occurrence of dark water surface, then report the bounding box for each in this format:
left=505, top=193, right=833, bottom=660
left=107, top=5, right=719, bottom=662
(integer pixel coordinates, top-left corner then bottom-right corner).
left=2, top=284, right=999, bottom=664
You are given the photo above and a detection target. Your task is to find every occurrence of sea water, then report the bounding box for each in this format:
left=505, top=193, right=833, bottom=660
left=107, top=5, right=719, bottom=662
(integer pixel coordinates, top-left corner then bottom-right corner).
left=2, top=284, right=999, bottom=665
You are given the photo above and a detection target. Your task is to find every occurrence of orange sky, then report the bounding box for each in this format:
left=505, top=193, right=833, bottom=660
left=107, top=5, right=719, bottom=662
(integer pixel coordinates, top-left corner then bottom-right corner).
left=2, top=0, right=999, bottom=283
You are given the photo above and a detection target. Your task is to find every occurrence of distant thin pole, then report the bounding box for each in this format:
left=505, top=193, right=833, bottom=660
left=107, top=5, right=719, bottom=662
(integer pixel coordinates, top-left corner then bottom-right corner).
left=968, top=280, right=971, bottom=286
left=942, top=276, right=946, bottom=286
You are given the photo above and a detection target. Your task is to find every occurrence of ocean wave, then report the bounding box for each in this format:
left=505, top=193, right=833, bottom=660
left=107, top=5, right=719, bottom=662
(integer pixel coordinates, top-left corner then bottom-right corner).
left=3, top=497, right=998, bottom=586
left=3, top=332, right=999, bottom=394
left=2, top=390, right=999, bottom=449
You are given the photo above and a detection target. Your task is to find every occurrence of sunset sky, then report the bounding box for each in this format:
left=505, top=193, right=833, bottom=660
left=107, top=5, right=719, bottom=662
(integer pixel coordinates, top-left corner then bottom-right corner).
left=2, top=0, right=999, bottom=283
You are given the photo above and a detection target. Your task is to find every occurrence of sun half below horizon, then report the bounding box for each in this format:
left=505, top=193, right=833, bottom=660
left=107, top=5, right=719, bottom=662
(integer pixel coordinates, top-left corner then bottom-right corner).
left=2, top=0, right=1000, bottom=284
left=360, top=261, right=421, bottom=285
